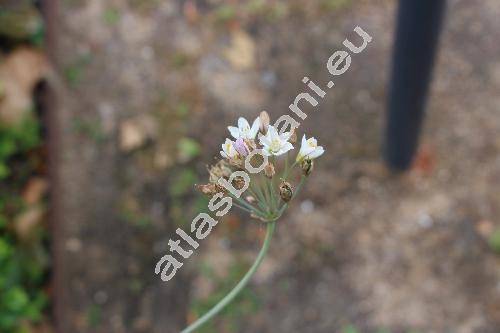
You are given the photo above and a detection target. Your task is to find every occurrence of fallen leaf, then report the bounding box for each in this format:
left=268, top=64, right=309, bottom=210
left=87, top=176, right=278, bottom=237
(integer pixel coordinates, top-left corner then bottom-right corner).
left=22, top=177, right=49, bottom=205
left=476, top=219, right=494, bottom=238
left=411, top=145, right=436, bottom=175
left=14, top=205, right=45, bottom=240
left=0, top=48, right=48, bottom=125
left=183, top=0, right=199, bottom=24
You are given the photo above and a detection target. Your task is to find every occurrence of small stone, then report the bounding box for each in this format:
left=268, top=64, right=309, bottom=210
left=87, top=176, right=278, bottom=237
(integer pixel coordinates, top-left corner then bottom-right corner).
left=154, top=150, right=173, bottom=170
left=66, top=238, right=82, bottom=252
left=119, top=115, right=157, bottom=152
left=224, top=30, right=255, bottom=70
left=418, top=212, right=433, bottom=228
left=476, top=220, right=494, bottom=238
left=140, top=46, right=154, bottom=61
left=93, top=290, right=108, bottom=304
left=300, top=200, right=315, bottom=214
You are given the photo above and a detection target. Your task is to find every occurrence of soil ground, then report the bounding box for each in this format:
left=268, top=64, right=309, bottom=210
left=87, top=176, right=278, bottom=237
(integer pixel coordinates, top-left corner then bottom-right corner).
left=52, top=0, right=500, bottom=332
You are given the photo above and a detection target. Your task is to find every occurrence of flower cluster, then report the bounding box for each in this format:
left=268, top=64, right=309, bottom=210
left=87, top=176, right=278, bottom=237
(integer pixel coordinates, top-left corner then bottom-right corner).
left=198, top=111, right=324, bottom=222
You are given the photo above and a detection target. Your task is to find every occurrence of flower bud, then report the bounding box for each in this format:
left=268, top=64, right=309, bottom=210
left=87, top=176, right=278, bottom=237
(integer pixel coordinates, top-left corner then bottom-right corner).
left=228, top=155, right=245, bottom=169
left=264, top=163, right=275, bottom=178
left=232, top=175, right=246, bottom=190
left=301, top=159, right=314, bottom=176
left=259, top=111, right=270, bottom=134
left=279, top=181, right=293, bottom=202
left=289, top=129, right=297, bottom=144
left=234, top=138, right=249, bottom=156
left=244, top=138, right=257, bottom=151
left=208, top=160, right=232, bottom=183
left=197, top=183, right=218, bottom=196
left=245, top=195, right=256, bottom=204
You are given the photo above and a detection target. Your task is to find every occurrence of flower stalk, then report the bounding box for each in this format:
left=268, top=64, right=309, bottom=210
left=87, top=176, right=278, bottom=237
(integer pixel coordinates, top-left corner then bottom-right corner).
left=181, top=221, right=276, bottom=333
left=188, top=114, right=325, bottom=331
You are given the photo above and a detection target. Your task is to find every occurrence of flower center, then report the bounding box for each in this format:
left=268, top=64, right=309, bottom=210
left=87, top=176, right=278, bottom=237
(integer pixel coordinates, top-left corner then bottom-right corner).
left=270, top=139, right=281, bottom=151
left=241, top=126, right=250, bottom=136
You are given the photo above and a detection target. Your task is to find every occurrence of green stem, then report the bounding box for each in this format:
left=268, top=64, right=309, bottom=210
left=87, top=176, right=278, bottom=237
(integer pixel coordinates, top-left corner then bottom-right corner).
left=284, top=153, right=289, bottom=177
left=181, top=221, right=276, bottom=333
left=267, top=180, right=277, bottom=213
left=232, top=202, right=257, bottom=215
left=252, top=177, right=267, bottom=205
left=294, top=176, right=306, bottom=199
left=229, top=193, right=256, bottom=212
left=248, top=184, right=267, bottom=212
left=282, top=161, right=297, bottom=181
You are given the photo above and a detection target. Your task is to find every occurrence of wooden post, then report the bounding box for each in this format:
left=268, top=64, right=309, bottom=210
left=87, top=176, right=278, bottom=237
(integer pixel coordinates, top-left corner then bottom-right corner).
left=384, top=0, right=446, bottom=171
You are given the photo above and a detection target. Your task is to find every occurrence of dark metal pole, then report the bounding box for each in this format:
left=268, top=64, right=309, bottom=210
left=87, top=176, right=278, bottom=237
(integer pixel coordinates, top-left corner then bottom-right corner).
left=384, top=0, right=446, bottom=171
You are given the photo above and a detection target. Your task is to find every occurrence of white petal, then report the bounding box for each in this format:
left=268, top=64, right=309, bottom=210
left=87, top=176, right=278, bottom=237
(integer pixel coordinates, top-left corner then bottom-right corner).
left=297, top=135, right=312, bottom=161
left=280, top=131, right=292, bottom=141
left=308, top=147, right=325, bottom=159
left=250, top=117, right=260, bottom=138
left=267, top=125, right=279, bottom=139
left=238, top=117, right=250, bottom=130
left=228, top=126, right=240, bottom=139
left=301, top=134, right=307, bottom=147
left=307, top=137, right=318, bottom=147
left=276, top=142, right=294, bottom=156
left=260, top=130, right=273, bottom=145
left=261, top=147, right=272, bottom=156
left=259, top=133, right=270, bottom=146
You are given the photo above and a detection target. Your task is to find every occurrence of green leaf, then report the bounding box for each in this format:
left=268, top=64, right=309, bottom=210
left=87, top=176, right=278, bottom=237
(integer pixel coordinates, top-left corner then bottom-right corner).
left=214, top=4, right=236, bottom=23
left=0, top=163, right=9, bottom=179
left=178, top=138, right=201, bottom=162
left=2, top=287, right=29, bottom=312
left=103, top=9, right=120, bottom=25
left=489, top=229, right=500, bottom=254
left=0, top=139, right=16, bottom=159
left=170, top=169, right=197, bottom=197
left=0, top=214, right=6, bottom=229
left=0, top=238, right=12, bottom=260
left=342, top=325, right=359, bottom=333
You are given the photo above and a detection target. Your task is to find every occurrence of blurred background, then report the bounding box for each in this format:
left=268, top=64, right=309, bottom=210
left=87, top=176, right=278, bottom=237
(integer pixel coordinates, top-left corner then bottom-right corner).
left=1, top=0, right=499, bottom=332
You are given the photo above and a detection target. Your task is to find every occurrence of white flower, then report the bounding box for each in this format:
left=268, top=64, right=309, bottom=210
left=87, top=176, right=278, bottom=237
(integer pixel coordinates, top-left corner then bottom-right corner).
left=296, top=135, right=325, bottom=162
left=220, top=138, right=238, bottom=159
left=259, top=125, right=294, bottom=156
left=228, top=117, right=260, bottom=140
